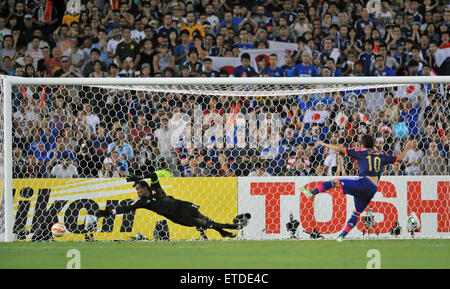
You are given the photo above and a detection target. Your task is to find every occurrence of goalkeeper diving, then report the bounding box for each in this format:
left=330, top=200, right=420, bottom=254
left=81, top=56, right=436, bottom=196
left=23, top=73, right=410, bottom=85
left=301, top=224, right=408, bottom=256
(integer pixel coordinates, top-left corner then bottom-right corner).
left=96, top=172, right=250, bottom=239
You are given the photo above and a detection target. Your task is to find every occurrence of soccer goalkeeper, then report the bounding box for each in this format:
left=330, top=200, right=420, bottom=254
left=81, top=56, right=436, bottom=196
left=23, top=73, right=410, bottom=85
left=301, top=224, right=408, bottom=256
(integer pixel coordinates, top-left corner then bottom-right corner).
left=96, top=172, right=248, bottom=239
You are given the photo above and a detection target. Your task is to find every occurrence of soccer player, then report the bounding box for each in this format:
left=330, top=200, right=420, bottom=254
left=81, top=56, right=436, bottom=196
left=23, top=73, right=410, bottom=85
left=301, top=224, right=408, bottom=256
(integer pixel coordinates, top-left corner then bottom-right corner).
left=301, top=135, right=412, bottom=241
left=96, top=172, right=248, bottom=239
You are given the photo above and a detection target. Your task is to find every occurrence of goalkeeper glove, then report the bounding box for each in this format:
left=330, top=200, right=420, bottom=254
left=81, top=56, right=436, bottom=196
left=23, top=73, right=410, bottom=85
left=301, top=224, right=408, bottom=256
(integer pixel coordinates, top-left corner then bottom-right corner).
left=126, top=174, right=142, bottom=184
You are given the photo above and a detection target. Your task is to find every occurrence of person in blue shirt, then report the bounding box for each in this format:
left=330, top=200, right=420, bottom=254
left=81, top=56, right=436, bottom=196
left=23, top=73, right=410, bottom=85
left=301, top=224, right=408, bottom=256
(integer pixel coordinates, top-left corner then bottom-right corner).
left=235, top=28, right=255, bottom=49
left=233, top=53, right=256, bottom=77
left=174, top=30, right=192, bottom=69
left=372, top=54, right=395, bottom=76
left=261, top=53, right=283, bottom=76
left=293, top=51, right=318, bottom=77
left=301, top=135, right=412, bottom=241
left=354, top=9, right=377, bottom=38
left=358, top=39, right=376, bottom=76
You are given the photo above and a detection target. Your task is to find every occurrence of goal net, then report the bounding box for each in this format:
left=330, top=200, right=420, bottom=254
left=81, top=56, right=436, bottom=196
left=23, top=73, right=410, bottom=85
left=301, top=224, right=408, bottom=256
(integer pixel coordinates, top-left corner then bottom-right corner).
left=1, top=76, right=449, bottom=242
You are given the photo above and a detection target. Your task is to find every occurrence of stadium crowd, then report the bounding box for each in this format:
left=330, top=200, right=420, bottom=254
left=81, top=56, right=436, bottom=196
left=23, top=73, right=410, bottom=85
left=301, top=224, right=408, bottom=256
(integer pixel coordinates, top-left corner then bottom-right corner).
left=2, top=0, right=449, bottom=178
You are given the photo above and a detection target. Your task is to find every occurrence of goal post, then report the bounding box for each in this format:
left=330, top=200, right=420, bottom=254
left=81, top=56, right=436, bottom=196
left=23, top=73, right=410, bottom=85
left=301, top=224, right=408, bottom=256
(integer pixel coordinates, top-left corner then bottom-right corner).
left=1, top=75, right=449, bottom=242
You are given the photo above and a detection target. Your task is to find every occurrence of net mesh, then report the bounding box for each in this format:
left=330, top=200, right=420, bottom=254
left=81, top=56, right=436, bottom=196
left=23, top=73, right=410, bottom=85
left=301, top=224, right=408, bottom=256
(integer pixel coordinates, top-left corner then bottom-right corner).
left=2, top=78, right=450, bottom=241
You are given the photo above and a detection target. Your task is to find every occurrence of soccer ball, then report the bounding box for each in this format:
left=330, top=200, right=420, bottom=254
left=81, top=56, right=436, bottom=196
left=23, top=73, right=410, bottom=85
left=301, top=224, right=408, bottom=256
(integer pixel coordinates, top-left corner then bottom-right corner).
left=84, top=214, right=98, bottom=231
left=51, top=223, right=67, bottom=237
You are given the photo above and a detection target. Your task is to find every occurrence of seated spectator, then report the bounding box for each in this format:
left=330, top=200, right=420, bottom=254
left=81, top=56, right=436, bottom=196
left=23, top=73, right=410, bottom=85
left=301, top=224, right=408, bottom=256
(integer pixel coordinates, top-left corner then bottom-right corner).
left=261, top=53, right=283, bottom=77
left=389, top=161, right=405, bottom=176
left=62, top=36, right=86, bottom=74
left=181, top=156, right=204, bottom=177
left=421, top=141, right=448, bottom=175
left=50, top=153, right=79, bottom=178
left=294, top=51, right=319, bottom=77
left=233, top=53, right=256, bottom=77
left=248, top=162, right=270, bottom=177
left=24, top=36, right=43, bottom=69
left=83, top=48, right=106, bottom=77
left=107, top=127, right=134, bottom=173
left=98, top=157, right=121, bottom=178
left=118, top=56, right=136, bottom=77
left=23, top=154, right=45, bottom=178
left=235, top=28, right=255, bottom=49
left=202, top=57, right=219, bottom=77
left=53, top=55, right=83, bottom=77
left=403, top=138, right=423, bottom=175
left=153, top=42, right=174, bottom=73
left=372, top=54, right=395, bottom=76
left=129, top=113, right=153, bottom=147
left=183, top=48, right=203, bottom=76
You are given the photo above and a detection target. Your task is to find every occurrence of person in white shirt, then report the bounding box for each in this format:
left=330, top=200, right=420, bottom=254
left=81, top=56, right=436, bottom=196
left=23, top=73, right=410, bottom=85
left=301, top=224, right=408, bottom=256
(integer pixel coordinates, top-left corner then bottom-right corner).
left=403, top=138, right=424, bottom=175
left=50, top=155, right=79, bottom=178
left=248, top=162, right=271, bottom=177
left=154, top=116, right=178, bottom=175
left=107, top=26, right=123, bottom=60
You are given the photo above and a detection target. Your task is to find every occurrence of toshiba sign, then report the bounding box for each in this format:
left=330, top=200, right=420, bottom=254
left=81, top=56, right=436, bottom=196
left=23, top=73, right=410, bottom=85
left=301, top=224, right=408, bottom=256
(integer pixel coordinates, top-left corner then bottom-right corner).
left=237, top=176, right=449, bottom=239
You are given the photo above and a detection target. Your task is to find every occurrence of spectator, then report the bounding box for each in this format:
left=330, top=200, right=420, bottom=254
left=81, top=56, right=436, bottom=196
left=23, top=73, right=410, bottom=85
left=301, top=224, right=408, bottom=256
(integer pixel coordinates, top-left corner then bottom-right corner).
left=83, top=48, right=106, bottom=77
left=174, top=29, right=192, bottom=68
left=421, top=141, right=448, bottom=175
left=117, top=56, right=136, bottom=77
left=106, top=26, right=123, bottom=60
left=43, top=46, right=62, bottom=77
left=115, top=26, right=141, bottom=69
left=182, top=156, right=204, bottom=177
left=98, top=157, right=121, bottom=178
left=0, top=34, right=15, bottom=67
left=24, top=35, right=43, bottom=69
left=262, top=53, right=283, bottom=77
left=107, top=127, right=134, bottom=173
left=46, top=135, right=77, bottom=169
left=358, top=39, right=376, bottom=76
left=180, top=11, right=205, bottom=40
left=248, top=162, right=270, bottom=177
left=23, top=154, right=45, bottom=178
left=294, top=50, right=318, bottom=77
left=153, top=41, right=174, bottom=72
left=129, top=113, right=153, bottom=147
left=389, top=162, right=406, bottom=176
left=403, top=138, right=424, bottom=175
left=399, top=98, right=421, bottom=136
left=50, top=153, right=79, bottom=178
left=76, top=142, right=100, bottom=178
left=372, top=54, right=396, bottom=76
left=183, top=48, right=203, bottom=76
left=32, top=0, right=59, bottom=35
left=62, top=36, right=85, bottom=74
left=233, top=52, right=256, bottom=77
left=202, top=57, right=219, bottom=77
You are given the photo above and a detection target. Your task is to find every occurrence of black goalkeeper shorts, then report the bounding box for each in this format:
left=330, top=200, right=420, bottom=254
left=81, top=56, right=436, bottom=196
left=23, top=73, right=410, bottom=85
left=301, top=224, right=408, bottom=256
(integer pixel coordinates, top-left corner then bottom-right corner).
left=165, top=199, right=203, bottom=227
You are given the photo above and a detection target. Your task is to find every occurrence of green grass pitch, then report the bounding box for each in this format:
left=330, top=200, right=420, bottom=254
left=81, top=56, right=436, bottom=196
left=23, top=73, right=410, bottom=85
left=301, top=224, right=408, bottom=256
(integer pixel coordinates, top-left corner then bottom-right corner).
left=0, top=239, right=449, bottom=269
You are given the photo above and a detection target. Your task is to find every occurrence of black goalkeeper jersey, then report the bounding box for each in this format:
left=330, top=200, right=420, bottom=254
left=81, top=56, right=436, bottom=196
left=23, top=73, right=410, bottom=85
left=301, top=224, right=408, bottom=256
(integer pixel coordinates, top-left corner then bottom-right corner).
left=114, top=172, right=197, bottom=223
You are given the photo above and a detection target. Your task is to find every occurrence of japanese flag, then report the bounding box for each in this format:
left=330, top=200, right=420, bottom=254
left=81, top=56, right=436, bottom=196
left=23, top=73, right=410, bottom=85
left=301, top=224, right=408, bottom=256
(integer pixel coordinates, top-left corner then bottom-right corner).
left=334, top=111, right=348, bottom=128
left=303, top=110, right=328, bottom=124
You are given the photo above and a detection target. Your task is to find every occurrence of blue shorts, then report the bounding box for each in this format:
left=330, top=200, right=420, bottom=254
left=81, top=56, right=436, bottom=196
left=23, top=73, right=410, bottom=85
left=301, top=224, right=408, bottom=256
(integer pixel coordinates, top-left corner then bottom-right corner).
left=338, top=177, right=378, bottom=214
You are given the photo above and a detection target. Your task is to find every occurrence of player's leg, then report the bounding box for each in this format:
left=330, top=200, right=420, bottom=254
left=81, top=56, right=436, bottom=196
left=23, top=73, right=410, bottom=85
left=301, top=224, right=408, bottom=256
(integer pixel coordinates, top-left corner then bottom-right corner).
left=336, top=178, right=377, bottom=241
left=175, top=201, right=242, bottom=238
left=194, top=211, right=243, bottom=238
left=301, top=179, right=339, bottom=198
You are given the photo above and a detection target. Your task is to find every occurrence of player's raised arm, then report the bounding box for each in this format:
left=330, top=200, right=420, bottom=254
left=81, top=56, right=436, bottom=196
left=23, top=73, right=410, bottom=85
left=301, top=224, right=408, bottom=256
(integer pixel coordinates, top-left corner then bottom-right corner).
left=315, top=140, right=347, bottom=154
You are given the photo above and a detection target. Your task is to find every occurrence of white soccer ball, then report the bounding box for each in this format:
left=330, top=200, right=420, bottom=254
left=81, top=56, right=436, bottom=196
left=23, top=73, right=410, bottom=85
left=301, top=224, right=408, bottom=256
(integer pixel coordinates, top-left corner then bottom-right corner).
left=85, top=214, right=98, bottom=231
left=51, top=223, right=67, bottom=237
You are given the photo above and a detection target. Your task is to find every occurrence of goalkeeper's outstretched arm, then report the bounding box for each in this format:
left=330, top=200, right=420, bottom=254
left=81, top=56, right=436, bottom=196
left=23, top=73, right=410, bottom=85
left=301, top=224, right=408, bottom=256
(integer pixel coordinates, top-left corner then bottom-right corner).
left=127, top=172, right=161, bottom=189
